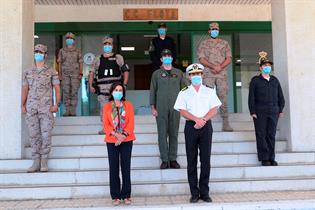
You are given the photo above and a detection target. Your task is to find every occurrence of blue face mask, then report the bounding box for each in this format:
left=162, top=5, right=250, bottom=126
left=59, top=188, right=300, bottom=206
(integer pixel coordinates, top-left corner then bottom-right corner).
left=210, top=30, right=219, bottom=38
left=162, top=56, right=173, bottom=65
left=191, top=75, right=202, bottom=85
left=262, top=66, right=272, bottom=74
left=158, top=28, right=167, bottom=35
left=112, top=91, right=123, bottom=101
left=103, top=45, right=113, bottom=53
left=34, top=53, right=44, bottom=62
left=66, top=38, right=74, bottom=46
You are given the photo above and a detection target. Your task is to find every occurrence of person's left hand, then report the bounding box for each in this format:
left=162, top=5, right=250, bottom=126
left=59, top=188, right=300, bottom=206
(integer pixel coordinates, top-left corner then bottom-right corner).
left=50, top=105, right=58, bottom=113
left=279, top=112, right=284, bottom=118
left=115, top=134, right=126, bottom=146
left=214, top=65, right=221, bottom=73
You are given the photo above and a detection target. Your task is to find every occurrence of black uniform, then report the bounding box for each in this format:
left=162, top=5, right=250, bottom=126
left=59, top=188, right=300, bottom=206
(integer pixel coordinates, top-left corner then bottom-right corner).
left=248, top=74, right=285, bottom=161
left=149, top=36, right=177, bottom=71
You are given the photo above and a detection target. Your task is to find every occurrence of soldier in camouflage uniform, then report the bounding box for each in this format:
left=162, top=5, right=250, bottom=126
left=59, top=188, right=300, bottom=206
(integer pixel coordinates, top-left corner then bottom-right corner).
left=89, top=35, right=130, bottom=135
left=57, top=32, right=83, bottom=116
left=21, top=44, right=61, bottom=173
left=198, top=22, right=233, bottom=131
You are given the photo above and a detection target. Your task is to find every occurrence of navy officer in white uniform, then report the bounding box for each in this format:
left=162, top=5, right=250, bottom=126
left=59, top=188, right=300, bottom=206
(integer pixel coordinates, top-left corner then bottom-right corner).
left=174, top=63, right=221, bottom=203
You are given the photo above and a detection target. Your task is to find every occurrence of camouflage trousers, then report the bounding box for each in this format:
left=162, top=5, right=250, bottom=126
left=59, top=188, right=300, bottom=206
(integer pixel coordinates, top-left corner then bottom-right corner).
left=97, top=84, right=112, bottom=121
left=61, top=75, right=81, bottom=114
left=25, top=109, right=54, bottom=159
left=203, top=77, right=229, bottom=118
left=98, top=94, right=110, bottom=122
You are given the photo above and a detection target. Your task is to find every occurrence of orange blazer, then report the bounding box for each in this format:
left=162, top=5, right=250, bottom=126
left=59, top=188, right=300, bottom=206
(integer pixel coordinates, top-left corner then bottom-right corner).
left=102, top=100, right=136, bottom=143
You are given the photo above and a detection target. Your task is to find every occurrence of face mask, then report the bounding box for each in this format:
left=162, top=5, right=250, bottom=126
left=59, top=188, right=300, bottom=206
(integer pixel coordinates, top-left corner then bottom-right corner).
left=34, top=53, right=44, bottom=62
left=162, top=56, right=173, bottom=65
left=158, top=28, right=167, bottom=35
left=103, top=45, right=113, bottom=53
left=191, top=75, right=202, bottom=85
left=210, top=30, right=219, bottom=38
left=262, top=66, right=272, bottom=74
left=66, top=38, right=74, bottom=46
left=112, top=91, right=123, bottom=101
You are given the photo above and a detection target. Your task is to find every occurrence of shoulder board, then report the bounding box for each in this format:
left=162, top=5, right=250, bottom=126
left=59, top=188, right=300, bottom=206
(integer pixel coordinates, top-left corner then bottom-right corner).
left=181, top=86, right=188, bottom=91
left=205, top=84, right=214, bottom=89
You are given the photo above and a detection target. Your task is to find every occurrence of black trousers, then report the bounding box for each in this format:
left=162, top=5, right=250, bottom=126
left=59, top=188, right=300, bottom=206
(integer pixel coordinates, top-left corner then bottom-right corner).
left=184, top=120, right=213, bottom=198
left=107, top=141, right=133, bottom=199
left=253, top=112, right=279, bottom=161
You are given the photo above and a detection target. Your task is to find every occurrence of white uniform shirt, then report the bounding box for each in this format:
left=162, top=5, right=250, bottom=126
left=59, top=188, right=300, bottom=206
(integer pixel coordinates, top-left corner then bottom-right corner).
left=174, top=85, right=222, bottom=118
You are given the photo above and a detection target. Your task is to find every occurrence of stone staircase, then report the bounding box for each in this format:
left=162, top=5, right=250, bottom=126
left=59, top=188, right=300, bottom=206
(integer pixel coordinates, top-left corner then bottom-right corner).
left=0, top=114, right=315, bottom=200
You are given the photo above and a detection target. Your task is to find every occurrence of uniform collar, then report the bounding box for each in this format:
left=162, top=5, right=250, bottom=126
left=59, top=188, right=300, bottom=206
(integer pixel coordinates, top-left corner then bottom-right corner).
left=161, top=66, right=174, bottom=72
left=33, top=64, right=49, bottom=73
left=63, top=46, right=76, bottom=52
left=259, top=74, right=274, bottom=81
left=189, top=84, right=204, bottom=93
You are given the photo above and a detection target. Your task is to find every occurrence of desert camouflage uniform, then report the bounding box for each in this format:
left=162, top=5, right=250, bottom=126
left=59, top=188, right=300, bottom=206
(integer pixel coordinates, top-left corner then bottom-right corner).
left=198, top=38, right=232, bottom=118
left=22, top=65, right=60, bottom=159
left=57, top=47, right=83, bottom=115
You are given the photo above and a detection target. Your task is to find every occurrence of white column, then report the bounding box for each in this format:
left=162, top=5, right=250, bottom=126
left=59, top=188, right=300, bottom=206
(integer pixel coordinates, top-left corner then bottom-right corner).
left=0, top=0, right=34, bottom=159
left=272, top=0, right=315, bottom=151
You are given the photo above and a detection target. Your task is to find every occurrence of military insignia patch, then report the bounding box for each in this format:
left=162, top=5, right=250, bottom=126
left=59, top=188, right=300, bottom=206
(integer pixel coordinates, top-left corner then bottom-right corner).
left=172, top=74, right=178, bottom=78
left=161, top=72, right=167, bottom=78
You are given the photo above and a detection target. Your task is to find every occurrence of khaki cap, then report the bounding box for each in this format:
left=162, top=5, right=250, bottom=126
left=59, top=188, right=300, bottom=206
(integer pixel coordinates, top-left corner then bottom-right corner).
left=65, top=32, right=75, bottom=39
left=209, top=22, right=220, bottom=30
left=34, top=44, right=47, bottom=53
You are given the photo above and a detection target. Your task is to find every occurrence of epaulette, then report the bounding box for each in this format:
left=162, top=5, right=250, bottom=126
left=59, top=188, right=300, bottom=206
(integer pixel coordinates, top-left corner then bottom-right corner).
left=181, top=86, right=188, bottom=91
left=205, top=84, right=214, bottom=89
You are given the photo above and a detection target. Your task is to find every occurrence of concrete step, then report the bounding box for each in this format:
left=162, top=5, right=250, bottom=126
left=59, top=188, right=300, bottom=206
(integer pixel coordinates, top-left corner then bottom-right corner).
left=24, top=141, right=287, bottom=158
left=52, top=122, right=256, bottom=135
left=55, top=113, right=253, bottom=126
left=50, top=132, right=280, bottom=146
left=52, top=131, right=279, bottom=146
left=1, top=164, right=315, bottom=186
left=1, top=177, right=315, bottom=200
left=1, top=152, right=313, bottom=172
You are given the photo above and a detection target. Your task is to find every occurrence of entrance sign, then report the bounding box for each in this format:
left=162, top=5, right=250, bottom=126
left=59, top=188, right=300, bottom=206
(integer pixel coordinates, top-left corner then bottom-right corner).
left=123, top=8, right=178, bottom=20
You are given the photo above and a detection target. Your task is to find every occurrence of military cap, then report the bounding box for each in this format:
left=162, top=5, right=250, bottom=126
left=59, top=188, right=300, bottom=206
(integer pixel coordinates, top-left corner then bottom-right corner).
left=158, top=23, right=167, bottom=28
left=186, top=63, right=204, bottom=74
left=209, top=22, right=220, bottom=30
left=161, top=49, right=172, bottom=57
left=65, top=32, right=75, bottom=39
left=258, top=51, right=273, bottom=66
left=34, top=44, right=48, bottom=53
left=102, top=35, right=113, bottom=44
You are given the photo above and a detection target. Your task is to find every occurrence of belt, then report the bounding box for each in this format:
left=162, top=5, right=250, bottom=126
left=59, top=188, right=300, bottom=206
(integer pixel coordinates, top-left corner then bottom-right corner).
left=96, top=79, right=122, bottom=85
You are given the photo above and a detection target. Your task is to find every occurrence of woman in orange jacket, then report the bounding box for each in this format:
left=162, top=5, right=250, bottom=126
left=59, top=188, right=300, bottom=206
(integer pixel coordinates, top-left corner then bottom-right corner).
left=103, top=82, right=135, bottom=206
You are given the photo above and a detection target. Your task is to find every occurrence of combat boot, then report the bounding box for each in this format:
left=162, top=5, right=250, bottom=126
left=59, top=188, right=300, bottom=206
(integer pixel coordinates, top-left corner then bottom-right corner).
left=63, top=108, right=71, bottom=117
left=40, top=158, right=49, bottom=172
left=222, top=117, right=233, bottom=132
left=27, top=158, right=41, bottom=173
left=69, top=106, right=77, bottom=116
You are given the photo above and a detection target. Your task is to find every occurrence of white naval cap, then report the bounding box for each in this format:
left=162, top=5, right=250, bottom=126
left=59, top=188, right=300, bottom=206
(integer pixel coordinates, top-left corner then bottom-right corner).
left=186, top=63, right=204, bottom=74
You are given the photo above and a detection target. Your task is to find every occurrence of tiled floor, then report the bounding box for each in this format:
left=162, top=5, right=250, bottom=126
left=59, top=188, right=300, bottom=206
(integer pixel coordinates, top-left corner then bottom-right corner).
left=1, top=190, right=315, bottom=209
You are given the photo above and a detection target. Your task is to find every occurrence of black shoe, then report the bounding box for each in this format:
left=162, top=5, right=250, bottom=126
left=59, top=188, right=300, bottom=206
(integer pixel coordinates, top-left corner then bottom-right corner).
left=160, top=161, right=169, bottom=169
left=270, top=160, right=278, bottom=166
left=189, top=196, right=199, bottom=203
left=261, top=160, right=271, bottom=166
left=200, top=196, right=212, bottom=203
left=169, top=160, right=180, bottom=169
